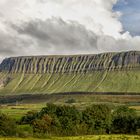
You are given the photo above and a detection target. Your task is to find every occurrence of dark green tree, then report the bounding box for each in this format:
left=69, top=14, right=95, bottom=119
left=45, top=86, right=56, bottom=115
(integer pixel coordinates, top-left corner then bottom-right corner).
left=39, top=103, right=58, bottom=117
left=111, top=106, right=137, bottom=134
left=32, top=114, right=61, bottom=135
left=82, top=104, right=112, bottom=134
left=20, top=111, right=38, bottom=125
left=56, top=105, right=82, bottom=135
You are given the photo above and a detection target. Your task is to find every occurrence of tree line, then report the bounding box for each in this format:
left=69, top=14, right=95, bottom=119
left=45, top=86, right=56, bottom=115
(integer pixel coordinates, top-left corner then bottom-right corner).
left=0, top=104, right=140, bottom=137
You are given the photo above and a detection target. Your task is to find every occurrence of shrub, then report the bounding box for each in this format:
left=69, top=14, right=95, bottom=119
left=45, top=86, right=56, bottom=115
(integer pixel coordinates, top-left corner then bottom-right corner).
left=39, top=103, right=58, bottom=117
left=82, top=104, right=112, bottom=134
left=32, top=114, right=61, bottom=135
left=32, top=104, right=82, bottom=136
left=21, top=104, right=139, bottom=137
left=137, top=129, right=140, bottom=135
left=0, top=113, right=17, bottom=136
left=20, top=111, right=38, bottom=125
left=111, top=106, right=137, bottom=134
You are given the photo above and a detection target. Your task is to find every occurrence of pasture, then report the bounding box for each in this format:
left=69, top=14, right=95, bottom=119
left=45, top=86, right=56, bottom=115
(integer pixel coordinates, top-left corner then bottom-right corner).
left=1, top=94, right=140, bottom=120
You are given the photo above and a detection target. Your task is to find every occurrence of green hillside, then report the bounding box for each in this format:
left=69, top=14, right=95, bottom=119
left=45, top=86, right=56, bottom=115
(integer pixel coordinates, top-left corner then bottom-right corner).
left=0, top=51, right=140, bottom=95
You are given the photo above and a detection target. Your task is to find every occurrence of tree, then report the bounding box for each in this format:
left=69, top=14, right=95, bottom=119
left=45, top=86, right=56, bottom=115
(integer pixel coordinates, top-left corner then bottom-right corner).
left=20, top=111, right=38, bottom=125
left=32, top=114, right=61, bottom=135
left=32, top=104, right=82, bottom=136
left=111, top=106, right=137, bottom=134
left=56, top=105, right=82, bottom=135
left=82, top=104, right=112, bottom=134
left=39, top=103, right=58, bottom=117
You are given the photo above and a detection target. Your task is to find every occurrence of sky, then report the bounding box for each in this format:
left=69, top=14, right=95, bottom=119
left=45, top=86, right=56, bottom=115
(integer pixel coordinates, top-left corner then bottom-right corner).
left=0, top=0, right=140, bottom=60
left=113, top=0, right=140, bottom=36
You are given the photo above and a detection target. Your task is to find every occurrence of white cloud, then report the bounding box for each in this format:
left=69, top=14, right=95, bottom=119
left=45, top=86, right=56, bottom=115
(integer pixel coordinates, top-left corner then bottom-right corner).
left=0, top=0, right=122, bottom=37
left=12, top=18, right=99, bottom=54
left=0, top=0, right=140, bottom=61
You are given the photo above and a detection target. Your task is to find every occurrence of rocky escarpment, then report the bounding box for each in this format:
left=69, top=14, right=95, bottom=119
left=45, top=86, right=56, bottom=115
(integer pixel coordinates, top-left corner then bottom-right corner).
left=0, top=51, right=140, bottom=74
left=0, top=51, right=140, bottom=94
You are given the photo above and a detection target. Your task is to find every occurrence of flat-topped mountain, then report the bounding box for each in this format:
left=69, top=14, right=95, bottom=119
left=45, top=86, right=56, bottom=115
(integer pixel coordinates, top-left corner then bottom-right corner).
left=0, top=51, right=140, bottom=95
left=0, top=51, right=140, bottom=74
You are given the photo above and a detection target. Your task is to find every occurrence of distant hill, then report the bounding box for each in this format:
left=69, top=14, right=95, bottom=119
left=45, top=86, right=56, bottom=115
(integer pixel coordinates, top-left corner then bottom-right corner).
left=0, top=51, right=140, bottom=95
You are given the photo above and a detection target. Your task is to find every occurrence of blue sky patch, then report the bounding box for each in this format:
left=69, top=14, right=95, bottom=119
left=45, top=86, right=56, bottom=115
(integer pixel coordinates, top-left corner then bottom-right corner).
left=113, top=0, right=140, bottom=36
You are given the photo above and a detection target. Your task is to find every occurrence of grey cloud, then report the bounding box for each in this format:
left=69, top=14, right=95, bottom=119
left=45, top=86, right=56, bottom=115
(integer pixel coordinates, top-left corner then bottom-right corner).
left=11, top=18, right=140, bottom=56
left=13, top=18, right=99, bottom=54
left=0, top=33, right=18, bottom=55
left=97, top=35, right=140, bottom=53
left=0, top=27, right=36, bottom=60
left=38, top=0, right=64, bottom=4
left=1, top=17, right=140, bottom=62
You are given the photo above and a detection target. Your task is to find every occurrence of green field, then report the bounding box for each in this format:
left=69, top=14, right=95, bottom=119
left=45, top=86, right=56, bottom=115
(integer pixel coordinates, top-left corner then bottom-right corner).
left=1, top=70, right=140, bottom=94
left=0, top=135, right=140, bottom=140
left=0, top=104, right=45, bottom=120
left=1, top=94, right=140, bottom=120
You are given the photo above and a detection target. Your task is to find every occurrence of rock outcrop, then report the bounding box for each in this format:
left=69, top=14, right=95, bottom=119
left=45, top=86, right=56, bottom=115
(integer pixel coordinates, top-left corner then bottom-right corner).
left=0, top=51, right=140, bottom=74
left=0, top=77, right=11, bottom=88
left=0, top=51, right=140, bottom=94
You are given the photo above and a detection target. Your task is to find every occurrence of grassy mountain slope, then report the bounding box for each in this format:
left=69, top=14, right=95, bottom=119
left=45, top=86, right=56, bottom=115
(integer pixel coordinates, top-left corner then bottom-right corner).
left=0, top=51, right=140, bottom=95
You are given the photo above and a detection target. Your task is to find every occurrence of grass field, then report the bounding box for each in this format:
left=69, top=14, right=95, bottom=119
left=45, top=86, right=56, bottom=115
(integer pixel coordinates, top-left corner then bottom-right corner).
left=0, top=135, right=140, bottom=140
left=1, top=70, right=140, bottom=94
left=0, top=104, right=45, bottom=120
left=1, top=94, right=140, bottom=120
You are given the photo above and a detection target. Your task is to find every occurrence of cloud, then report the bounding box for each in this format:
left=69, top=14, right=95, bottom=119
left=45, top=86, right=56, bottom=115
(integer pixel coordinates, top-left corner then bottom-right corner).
left=12, top=18, right=99, bottom=54
left=0, top=0, right=122, bottom=37
left=97, top=35, right=140, bottom=52
left=0, top=27, right=37, bottom=59
left=11, top=18, right=140, bottom=55
left=0, top=0, right=140, bottom=61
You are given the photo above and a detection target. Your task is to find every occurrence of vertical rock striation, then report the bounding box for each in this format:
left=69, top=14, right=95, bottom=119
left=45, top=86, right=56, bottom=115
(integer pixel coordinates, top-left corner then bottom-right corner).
left=0, top=51, right=140, bottom=74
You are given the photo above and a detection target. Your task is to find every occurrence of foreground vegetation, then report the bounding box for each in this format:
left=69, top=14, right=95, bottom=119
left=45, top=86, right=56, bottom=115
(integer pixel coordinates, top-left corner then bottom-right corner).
left=0, top=135, right=140, bottom=140
left=0, top=94, right=140, bottom=139
left=0, top=103, right=140, bottom=138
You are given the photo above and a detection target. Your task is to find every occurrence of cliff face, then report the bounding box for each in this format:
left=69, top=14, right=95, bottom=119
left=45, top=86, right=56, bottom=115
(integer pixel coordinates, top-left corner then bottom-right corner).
left=0, top=51, right=140, bottom=74
left=0, top=51, right=140, bottom=94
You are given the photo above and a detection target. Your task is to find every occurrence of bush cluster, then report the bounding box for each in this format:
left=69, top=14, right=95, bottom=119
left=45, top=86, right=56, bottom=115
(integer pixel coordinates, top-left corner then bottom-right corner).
left=20, top=104, right=140, bottom=136
left=0, top=113, right=17, bottom=136
left=0, top=104, right=139, bottom=137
